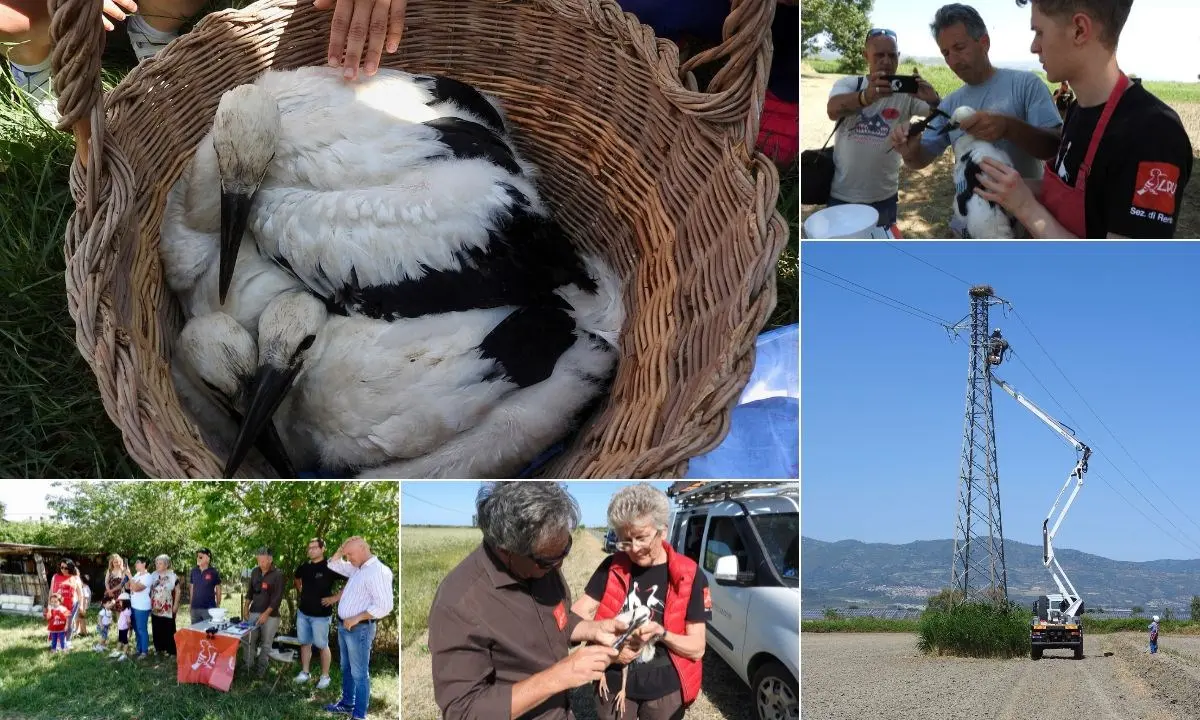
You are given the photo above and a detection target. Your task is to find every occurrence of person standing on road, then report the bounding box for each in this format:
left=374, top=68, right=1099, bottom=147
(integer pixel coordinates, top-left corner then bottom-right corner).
left=1149, top=615, right=1160, bottom=654
left=429, top=482, right=628, bottom=720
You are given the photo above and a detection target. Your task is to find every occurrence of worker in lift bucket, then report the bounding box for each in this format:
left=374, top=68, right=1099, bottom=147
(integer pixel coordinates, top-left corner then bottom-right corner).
left=987, top=328, right=1009, bottom=365
left=1149, top=615, right=1160, bottom=654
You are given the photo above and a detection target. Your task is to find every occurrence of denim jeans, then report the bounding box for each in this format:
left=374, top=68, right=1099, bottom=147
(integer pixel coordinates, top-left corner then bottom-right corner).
left=67, top=604, right=79, bottom=642
left=828, top=193, right=899, bottom=227
left=337, top=619, right=377, bottom=718
left=132, top=608, right=151, bottom=654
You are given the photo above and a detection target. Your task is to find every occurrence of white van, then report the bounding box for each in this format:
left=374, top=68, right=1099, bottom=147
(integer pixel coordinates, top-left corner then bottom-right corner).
left=667, top=481, right=799, bottom=720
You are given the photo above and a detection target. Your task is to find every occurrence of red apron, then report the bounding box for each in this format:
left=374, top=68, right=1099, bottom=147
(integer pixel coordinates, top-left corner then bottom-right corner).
left=1040, top=73, right=1130, bottom=237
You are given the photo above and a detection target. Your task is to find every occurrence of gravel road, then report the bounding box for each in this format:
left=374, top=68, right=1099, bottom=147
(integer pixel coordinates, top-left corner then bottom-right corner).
left=802, top=632, right=1200, bottom=720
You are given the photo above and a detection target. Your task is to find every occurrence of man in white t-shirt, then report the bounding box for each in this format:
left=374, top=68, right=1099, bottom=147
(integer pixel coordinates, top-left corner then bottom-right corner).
left=825, top=28, right=943, bottom=226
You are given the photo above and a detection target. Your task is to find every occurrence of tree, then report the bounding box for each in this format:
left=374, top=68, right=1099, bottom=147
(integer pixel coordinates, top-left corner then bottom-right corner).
left=925, top=587, right=966, bottom=613
left=802, top=0, right=874, bottom=73
left=1190, top=595, right=1200, bottom=620
left=1132, top=606, right=1144, bottom=615
left=48, top=481, right=198, bottom=563
left=1164, top=608, right=1175, bottom=621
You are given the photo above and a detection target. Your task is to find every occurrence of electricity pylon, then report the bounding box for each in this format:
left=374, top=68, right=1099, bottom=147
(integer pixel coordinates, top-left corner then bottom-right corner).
left=950, top=284, right=1008, bottom=606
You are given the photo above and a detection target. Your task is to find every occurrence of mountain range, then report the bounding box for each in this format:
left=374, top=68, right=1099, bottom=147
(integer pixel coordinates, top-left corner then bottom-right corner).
left=802, top=536, right=1200, bottom=611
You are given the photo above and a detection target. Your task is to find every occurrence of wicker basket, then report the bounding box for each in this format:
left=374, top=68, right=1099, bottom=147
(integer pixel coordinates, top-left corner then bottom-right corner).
left=48, top=0, right=788, bottom=478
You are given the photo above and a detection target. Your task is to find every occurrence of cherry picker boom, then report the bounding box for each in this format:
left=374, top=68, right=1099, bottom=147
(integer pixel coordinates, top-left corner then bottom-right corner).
left=992, top=375, right=1091, bottom=660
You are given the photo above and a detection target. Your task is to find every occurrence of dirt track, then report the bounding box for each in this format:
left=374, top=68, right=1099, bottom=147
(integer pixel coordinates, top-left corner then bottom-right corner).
left=802, top=632, right=1200, bottom=720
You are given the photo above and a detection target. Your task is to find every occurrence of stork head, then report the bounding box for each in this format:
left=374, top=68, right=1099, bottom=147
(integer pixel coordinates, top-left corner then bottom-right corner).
left=937, top=104, right=977, bottom=137
left=213, top=84, right=282, bottom=306
left=178, top=313, right=297, bottom=479
left=225, top=291, right=326, bottom=478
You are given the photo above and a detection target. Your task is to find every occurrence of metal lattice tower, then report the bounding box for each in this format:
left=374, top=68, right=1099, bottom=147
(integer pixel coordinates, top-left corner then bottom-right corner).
left=950, top=285, right=1008, bottom=606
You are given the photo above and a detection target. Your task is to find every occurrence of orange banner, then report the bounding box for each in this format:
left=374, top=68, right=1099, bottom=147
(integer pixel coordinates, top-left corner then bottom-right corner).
left=175, top=628, right=242, bottom=692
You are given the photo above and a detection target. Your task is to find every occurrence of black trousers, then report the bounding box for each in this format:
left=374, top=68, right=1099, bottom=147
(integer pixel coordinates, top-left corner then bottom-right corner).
left=151, top=614, right=177, bottom=654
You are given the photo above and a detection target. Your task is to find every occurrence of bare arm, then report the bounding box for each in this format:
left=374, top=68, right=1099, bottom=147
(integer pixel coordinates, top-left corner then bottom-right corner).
left=570, top=595, right=600, bottom=621
left=826, top=92, right=864, bottom=121
left=659, top=621, right=707, bottom=661
left=1003, top=117, right=1061, bottom=161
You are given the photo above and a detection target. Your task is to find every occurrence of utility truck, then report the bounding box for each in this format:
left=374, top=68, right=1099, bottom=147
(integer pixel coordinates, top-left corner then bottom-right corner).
left=993, top=376, right=1090, bottom=660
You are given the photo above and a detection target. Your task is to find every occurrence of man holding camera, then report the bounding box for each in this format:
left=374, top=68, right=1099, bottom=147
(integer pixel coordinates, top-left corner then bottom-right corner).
left=824, top=27, right=943, bottom=227
left=889, top=4, right=1063, bottom=236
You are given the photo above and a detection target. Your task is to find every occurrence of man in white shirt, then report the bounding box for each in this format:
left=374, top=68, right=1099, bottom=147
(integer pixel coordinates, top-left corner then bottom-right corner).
left=322, top=536, right=394, bottom=720
left=825, top=28, right=943, bottom=226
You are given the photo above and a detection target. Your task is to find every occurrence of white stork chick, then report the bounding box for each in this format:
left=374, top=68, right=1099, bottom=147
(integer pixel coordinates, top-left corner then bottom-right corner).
left=223, top=254, right=625, bottom=479
left=211, top=69, right=592, bottom=324
left=597, top=603, right=656, bottom=716
left=946, top=105, right=1016, bottom=239
left=172, top=313, right=296, bottom=477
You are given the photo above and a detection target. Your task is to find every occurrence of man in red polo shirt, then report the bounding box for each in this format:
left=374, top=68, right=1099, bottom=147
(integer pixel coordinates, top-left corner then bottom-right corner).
left=974, top=0, right=1192, bottom=237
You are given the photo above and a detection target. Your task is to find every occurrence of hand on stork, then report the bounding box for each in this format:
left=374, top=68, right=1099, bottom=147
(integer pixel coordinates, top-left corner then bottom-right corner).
left=314, top=0, right=408, bottom=80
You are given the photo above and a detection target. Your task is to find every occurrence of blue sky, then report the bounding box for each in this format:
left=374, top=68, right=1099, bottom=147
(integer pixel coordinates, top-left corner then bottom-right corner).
left=823, top=0, right=1200, bottom=82
left=401, top=481, right=675, bottom=528
left=801, top=242, right=1200, bottom=563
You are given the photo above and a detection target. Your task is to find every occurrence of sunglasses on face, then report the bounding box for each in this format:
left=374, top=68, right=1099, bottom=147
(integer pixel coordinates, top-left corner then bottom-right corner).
left=868, top=28, right=898, bottom=40
left=529, top=534, right=573, bottom=569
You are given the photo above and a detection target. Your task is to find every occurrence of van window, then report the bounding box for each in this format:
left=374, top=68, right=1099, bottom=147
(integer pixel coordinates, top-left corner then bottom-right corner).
left=703, top=517, right=747, bottom=573
left=679, top=515, right=707, bottom=562
left=752, top=512, right=799, bottom=584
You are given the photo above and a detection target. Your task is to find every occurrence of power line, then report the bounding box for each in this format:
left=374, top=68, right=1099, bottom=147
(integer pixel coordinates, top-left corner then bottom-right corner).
left=1004, top=314, right=1200, bottom=556
left=401, top=490, right=470, bottom=516
left=885, top=243, right=973, bottom=287
left=801, top=263, right=953, bottom=327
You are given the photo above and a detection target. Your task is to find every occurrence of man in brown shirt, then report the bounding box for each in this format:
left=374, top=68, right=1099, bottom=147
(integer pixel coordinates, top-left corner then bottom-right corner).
left=243, top=545, right=283, bottom=678
left=430, top=482, right=625, bottom=720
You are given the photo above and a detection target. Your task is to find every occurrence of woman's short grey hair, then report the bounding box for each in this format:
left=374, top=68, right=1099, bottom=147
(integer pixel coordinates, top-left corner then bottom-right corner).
left=930, top=3, right=988, bottom=40
left=477, top=482, right=580, bottom=556
left=607, top=483, right=670, bottom=533
left=154, top=554, right=171, bottom=569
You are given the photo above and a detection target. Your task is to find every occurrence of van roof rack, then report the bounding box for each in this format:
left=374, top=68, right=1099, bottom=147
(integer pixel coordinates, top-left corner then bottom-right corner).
left=667, top=481, right=797, bottom=508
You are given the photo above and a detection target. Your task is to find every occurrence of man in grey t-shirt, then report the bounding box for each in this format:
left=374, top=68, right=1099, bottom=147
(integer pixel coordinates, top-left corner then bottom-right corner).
left=889, top=4, right=1062, bottom=235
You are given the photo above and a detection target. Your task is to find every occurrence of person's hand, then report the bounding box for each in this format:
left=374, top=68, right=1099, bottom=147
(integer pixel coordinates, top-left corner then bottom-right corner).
left=590, top=616, right=629, bottom=647
left=975, top=157, right=1036, bottom=216
left=313, top=0, right=408, bottom=80
left=615, top=644, right=640, bottom=665
left=552, top=645, right=618, bottom=690
left=344, top=616, right=360, bottom=630
left=959, top=110, right=1008, bottom=142
left=915, top=76, right=941, bottom=107
left=635, top=621, right=665, bottom=643
left=102, top=0, right=137, bottom=32
left=864, top=70, right=893, bottom=105
left=889, top=121, right=921, bottom=160
left=255, top=613, right=268, bottom=626
left=321, top=595, right=337, bottom=607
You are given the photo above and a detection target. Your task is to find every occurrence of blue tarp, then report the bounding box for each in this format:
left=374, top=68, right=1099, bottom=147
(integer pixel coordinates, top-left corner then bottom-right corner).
left=684, top=323, right=799, bottom=479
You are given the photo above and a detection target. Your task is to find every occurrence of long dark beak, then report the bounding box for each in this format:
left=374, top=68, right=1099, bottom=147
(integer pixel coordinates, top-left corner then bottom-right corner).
left=224, top=363, right=301, bottom=478
left=219, top=190, right=254, bottom=305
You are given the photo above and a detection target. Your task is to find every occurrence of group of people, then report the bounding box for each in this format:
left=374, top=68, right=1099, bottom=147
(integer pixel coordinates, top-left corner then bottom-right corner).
left=429, top=481, right=711, bottom=720
left=822, top=0, right=1193, bottom=238
left=43, top=536, right=392, bottom=720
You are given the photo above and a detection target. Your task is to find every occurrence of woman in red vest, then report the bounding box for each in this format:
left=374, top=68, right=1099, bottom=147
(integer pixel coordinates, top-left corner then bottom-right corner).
left=49, top=559, right=82, bottom=649
left=572, top=483, right=711, bottom=720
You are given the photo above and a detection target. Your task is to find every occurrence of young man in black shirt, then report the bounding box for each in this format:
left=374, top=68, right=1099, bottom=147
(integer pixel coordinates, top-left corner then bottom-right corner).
left=974, top=0, right=1192, bottom=237
left=294, top=538, right=342, bottom=689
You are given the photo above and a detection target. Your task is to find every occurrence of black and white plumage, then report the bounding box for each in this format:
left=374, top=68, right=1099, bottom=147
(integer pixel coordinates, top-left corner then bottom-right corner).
left=945, top=106, right=1017, bottom=239
left=162, top=66, right=624, bottom=479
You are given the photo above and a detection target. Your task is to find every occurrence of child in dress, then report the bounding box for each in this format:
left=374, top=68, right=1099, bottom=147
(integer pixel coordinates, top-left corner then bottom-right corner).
left=45, top=593, right=69, bottom=652
left=109, top=594, right=132, bottom=661
left=94, top=599, right=114, bottom=652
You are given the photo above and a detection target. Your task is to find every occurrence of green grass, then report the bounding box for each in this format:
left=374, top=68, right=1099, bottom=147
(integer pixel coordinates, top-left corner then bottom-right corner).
left=768, top=162, right=798, bottom=332
left=917, top=602, right=1031, bottom=658
left=0, top=603, right=399, bottom=719
left=802, top=618, right=920, bottom=633
left=398, top=527, right=481, bottom=648
left=808, top=57, right=1200, bottom=104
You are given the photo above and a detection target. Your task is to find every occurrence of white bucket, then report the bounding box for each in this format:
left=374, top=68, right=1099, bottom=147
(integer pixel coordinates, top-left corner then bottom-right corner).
left=208, top=608, right=228, bottom=622
left=803, top=204, right=880, bottom=238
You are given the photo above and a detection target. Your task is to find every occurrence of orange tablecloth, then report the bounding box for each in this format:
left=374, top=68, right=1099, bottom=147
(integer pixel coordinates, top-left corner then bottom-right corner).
left=175, top=627, right=243, bottom=691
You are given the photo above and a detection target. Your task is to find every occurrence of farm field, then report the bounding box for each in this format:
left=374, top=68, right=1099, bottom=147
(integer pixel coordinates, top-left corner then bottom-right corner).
left=800, top=63, right=1200, bottom=238
left=399, top=526, right=758, bottom=720
left=802, top=631, right=1200, bottom=719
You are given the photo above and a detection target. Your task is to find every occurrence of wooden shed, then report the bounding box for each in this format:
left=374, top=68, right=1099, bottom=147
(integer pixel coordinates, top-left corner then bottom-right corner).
left=0, top=543, right=107, bottom=614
